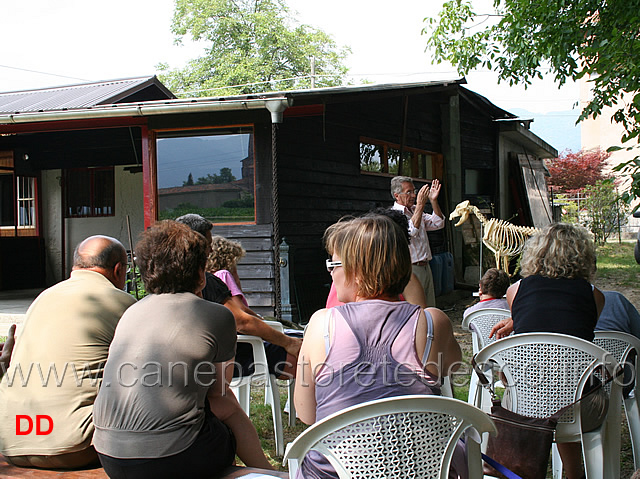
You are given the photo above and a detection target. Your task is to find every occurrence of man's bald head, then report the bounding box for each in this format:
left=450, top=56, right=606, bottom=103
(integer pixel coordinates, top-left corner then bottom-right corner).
left=72, top=236, right=128, bottom=289
left=73, top=236, right=127, bottom=269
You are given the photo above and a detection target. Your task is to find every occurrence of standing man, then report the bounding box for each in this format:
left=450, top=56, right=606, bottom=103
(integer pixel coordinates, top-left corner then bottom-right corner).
left=0, top=235, right=136, bottom=469
left=391, top=176, right=445, bottom=307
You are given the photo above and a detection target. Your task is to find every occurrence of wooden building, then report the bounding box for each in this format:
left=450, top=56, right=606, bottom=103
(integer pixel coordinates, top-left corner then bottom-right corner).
left=0, top=77, right=556, bottom=322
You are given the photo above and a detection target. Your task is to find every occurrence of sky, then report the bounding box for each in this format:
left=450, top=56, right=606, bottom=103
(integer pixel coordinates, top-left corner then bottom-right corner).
left=0, top=0, right=581, bottom=150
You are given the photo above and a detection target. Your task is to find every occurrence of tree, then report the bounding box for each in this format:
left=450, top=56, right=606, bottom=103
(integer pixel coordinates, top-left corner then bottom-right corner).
left=158, top=0, right=351, bottom=96
left=546, top=148, right=611, bottom=194
left=583, top=179, right=628, bottom=245
left=183, top=172, right=195, bottom=186
left=195, top=167, right=237, bottom=184
left=424, top=0, right=640, bottom=202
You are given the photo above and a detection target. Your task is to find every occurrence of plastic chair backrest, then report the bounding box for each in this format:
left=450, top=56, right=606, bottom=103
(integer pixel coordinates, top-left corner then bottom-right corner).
left=284, top=395, right=497, bottom=479
left=473, top=332, right=617, bottom=424
left=594, top=330, right=640, bottom=371
left=462, top=308, right=512, bottom=354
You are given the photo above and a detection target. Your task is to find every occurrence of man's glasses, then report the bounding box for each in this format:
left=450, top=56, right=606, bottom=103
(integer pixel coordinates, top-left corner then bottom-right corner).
left=326, top=259, right=342, bottom=273
left=397, top=189, right=418, bottom=196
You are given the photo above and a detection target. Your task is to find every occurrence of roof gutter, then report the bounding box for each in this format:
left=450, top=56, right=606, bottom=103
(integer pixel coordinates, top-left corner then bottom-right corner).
left=0, top=97, right=293, bottom=125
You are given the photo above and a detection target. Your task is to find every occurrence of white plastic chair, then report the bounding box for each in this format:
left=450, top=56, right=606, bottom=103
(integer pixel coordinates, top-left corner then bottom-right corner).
left=473, top=332, right=623, bottom=479
left=594, top=331, right=640, bottom=468
left=262, top=320, right=296, bottom=427
left=551, top=330, right=640, bottom=478
left=283, top=395, right=497, bottom=479
left=461, top=308, right=511, bottom=410
left=231, top=329, right=286, bottom=456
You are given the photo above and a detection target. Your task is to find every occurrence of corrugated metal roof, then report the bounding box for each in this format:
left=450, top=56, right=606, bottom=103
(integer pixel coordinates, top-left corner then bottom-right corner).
left=0, top=76, right=171, bottom=114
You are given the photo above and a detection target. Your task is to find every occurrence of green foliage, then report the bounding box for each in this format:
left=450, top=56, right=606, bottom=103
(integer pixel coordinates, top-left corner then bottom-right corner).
left=582, top=179, right=628, bottom=245
left=425, top=0, right=640, bottom=201
left=159, top=205, right=255, bottom=223
left=359, top=143, right=382, bottom=172
left=614, top=155, right=640, bottom=211
left=126, top=266, right=148, bottom=300
left=183, top=168, right=236, bottom=185
left=221, top=192, right=254, bottom=208
left=554, top=193, right=580, bottom=223
left=196, top=167, right=237, bottom=184
left=158, top=0, right=351, bottom=96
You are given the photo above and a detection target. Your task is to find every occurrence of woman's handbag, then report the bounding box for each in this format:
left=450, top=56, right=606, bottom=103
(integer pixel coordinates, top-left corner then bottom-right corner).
left=483, top=399, right=560, bottom=478
left=471, top=356, right=618, bottom=479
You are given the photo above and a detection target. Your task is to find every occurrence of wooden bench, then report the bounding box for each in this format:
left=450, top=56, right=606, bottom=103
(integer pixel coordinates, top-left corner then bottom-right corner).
left=0, top=456, right=287, bottom=478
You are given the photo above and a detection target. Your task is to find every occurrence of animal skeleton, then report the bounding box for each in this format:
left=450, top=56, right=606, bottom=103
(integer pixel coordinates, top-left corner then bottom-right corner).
left=449, top=200, right=539, bottom=274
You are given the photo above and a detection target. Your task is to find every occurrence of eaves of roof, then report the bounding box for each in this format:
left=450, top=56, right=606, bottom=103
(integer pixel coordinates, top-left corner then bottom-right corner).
left=0, top=78, right=466, bottom=126
left=0, top=76, right=174, bottom=114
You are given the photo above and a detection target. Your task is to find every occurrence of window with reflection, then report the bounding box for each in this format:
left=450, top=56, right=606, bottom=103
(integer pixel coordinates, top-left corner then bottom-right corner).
left=156, top=127, right=255, bottom=224
left=359, top=137, right=442, bottom=180
left=65, top=167, right=114, bottom=217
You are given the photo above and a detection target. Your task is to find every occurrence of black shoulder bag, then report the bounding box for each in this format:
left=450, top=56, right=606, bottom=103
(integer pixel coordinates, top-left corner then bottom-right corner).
left=471, top=355, right=619, bottom=479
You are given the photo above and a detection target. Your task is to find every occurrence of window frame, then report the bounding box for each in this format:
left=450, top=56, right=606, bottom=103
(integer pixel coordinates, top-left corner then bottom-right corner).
left=154, top=125, right=257, bottom=226
left=64, top=166, right=115, bottom=218
left=0, top=151, right=39, bottom=237
left=359, top=137, right=443, bottom=180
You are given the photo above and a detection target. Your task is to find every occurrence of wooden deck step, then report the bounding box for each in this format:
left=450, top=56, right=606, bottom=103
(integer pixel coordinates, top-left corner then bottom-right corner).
left=0, top=456, right=287, bottom=478
left=0, top=456, right=107, bottom=478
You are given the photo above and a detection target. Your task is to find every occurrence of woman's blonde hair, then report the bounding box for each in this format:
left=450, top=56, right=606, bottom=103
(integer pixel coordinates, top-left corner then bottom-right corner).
left=207, top=235, right=246, bottom=272
left=323, top=215, right=412, bottom=298
left=520, top=222, right=596, bottom=280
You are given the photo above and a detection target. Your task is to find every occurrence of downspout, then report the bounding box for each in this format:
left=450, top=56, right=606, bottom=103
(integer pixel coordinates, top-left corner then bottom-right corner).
left=60, top=174, right=65, bottom=280
left=265, top=99, right=291, bottom=320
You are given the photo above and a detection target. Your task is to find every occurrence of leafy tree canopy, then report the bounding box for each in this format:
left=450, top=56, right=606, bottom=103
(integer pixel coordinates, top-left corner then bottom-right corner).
left=424, top=0, right=640, bottom=158
left=184, top=167, right=237, bottom=185
left=158, top=0, right=351, bottom=96
left=546, top=148, right=611, bottom=194
left=423, top=0, right=640, bottom=140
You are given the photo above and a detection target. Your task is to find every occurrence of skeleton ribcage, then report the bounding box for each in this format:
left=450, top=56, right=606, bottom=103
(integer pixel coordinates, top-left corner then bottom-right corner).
left=484, top=219, right=536, bottom=257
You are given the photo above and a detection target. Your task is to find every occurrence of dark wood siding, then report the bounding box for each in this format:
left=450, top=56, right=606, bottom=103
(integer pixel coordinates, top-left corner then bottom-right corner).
left=276, top=92, right=448, bottom=322
left=459, top=98, right=499, bottom=206
left=209, top=223, right=274, bottom=317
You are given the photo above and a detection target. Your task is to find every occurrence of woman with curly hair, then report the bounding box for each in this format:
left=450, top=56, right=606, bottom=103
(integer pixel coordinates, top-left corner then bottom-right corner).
left=490, top=222, right=606, bottom=479
left=208, top=235, right=301, bottom=379
left=208, top=235, right=249, bottom=306
left=492, top=222, right=604, bottom=340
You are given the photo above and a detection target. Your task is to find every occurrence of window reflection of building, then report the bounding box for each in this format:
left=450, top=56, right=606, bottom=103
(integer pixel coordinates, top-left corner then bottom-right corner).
left=359, top=137, right=443, bottom=180
left=156, top=127, right=256, bottom=224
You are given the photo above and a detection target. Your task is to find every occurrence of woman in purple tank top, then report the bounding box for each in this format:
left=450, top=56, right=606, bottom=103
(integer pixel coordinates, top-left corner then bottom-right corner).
left=294, top=215, right=463, bottom=479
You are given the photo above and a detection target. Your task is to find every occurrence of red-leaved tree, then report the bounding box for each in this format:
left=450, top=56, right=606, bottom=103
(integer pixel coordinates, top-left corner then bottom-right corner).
left=545, top=148, right=612, bottom=194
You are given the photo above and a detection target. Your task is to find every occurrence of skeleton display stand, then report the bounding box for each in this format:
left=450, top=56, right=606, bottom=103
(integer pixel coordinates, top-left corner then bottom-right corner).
left=450, top=200, right=539, bottom=277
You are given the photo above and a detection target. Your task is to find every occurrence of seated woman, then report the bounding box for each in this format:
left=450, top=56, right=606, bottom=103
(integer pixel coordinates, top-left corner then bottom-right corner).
left=208, top=235, right=250, bottom=306
left=325, top=208, right=427, bottom=308
left=491, top=222, right=606, bottom=479
left=295, top=215, right=463, bottom=479
left=208, top=235, right=300, bottom=378
left=92, top=221, right=272, bottom=479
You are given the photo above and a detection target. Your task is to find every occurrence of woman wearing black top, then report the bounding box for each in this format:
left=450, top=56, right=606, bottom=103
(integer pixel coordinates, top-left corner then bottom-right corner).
left=490, top=222, right=606, bottom=479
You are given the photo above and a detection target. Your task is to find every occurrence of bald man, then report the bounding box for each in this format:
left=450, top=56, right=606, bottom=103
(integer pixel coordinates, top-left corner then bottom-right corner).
left=0, top=235, right=136, bottom=470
